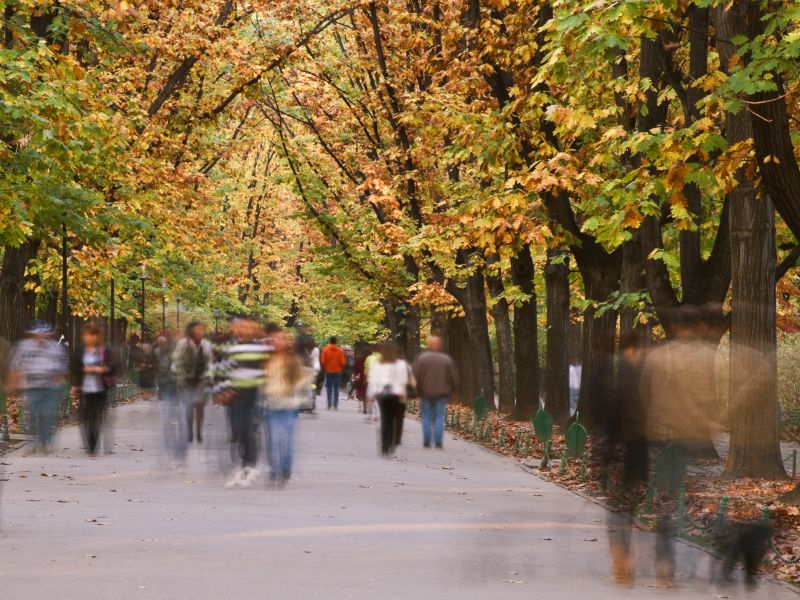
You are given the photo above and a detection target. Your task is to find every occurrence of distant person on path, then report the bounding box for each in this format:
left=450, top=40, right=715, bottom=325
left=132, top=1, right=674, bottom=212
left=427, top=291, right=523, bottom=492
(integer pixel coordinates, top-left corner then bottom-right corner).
left=352, top=342, right=369, bottom=414
left=320, top=337, right=346, bottom=410
left=172, top=321, right=213, bottom=447
left=363, top=345, right=382, bottom=422
left=262, top=329, right=311, bottom=487
left=6, top=321, right=68, bottom=454
left=367, top=341, right=410, bottom=456
left=72, top=323, right=116, bottom=456
left=154, top=334, right=175, bottom=403
left=413, top=336, right=457, bottom=449
left=213, top=315, right=271, bottom=488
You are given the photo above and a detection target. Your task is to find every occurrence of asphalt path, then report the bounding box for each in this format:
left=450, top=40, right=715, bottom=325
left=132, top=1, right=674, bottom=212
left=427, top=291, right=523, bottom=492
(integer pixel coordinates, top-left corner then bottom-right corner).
left=0, top=396, right=795, bottom=599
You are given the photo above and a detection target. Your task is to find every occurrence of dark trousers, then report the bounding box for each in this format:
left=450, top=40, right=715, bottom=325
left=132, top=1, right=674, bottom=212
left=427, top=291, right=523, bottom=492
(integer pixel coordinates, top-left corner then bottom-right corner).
left=80, top=391, right=107, bottom=455
left=325, top=372, right=341, bottom=409
left=394, top=401, right=406, bottom=445
left=378, top=394, right=402, bottom=455
left=228, top=390, right=258, bottom=468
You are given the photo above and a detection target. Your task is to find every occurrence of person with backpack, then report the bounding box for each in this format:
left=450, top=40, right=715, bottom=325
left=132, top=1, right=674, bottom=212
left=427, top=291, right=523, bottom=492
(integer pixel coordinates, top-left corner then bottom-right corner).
left=72, top=322, right=116, bottom=456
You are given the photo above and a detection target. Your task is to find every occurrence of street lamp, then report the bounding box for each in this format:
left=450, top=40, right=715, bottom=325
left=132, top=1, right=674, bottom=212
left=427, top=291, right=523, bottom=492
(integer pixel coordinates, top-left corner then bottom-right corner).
left=176, top=295, right=181, bottom=331
left=139, top=263, right=148, bottom=341
left=61, top=221, right=69, bottom=350
left=110, top=277, right=115, bottom=351
left=161, top=279, right=167, bottom=332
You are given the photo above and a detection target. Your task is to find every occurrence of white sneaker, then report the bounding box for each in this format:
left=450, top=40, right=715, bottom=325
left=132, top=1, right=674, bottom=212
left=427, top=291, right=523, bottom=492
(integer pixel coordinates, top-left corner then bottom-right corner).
left=224, top=469, right=245, bottom=489
left=244, top=467, right=260, bottom=483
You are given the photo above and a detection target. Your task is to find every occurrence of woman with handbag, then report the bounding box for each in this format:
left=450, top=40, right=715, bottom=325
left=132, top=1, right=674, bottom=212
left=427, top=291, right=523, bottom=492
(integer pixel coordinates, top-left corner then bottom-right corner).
left=72, top=322, right=116, bottom=456
left=366, top=341, right=410, bottom=456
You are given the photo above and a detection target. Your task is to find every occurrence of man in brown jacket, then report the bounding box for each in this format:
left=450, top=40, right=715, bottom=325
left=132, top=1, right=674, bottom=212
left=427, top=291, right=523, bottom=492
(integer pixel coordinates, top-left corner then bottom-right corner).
left=413, top=336, right=457, bottom=448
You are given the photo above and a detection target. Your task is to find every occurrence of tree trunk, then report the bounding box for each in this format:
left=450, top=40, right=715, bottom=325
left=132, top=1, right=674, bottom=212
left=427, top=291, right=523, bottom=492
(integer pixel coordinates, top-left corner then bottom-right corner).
left=576, top=273, right=618, bottom=432
left=446, top=314, right=473, bottom=406
left=545, top=248, right=570, bottom=424
left=460, top=271, right=495, bottom=407
left=725, top=189, right=784, bottom=478
left=0, top=240, right=41, bottom=342
left=486, top=268, right=515, bottom=414
left=619, top=233, right=645, bottom=337
left=714, top=1, right=785, bottom=479
left=510, top=245, right=538, bottom=421
left=404, top=301, right=420, bottom=361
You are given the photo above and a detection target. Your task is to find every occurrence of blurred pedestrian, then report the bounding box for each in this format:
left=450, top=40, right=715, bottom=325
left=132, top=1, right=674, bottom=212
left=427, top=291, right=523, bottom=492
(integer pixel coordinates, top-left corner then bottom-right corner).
left=413, top=336, right=457, bottom=449
left=352, top=342, right=369, bottom=414
left=320, top=336, right=346, bottom=410
left=640, top=306, right=720, bottom=586
left=262, top=329, right=311, bottom=487
left=72, top=323, right=116, bottom=456
left=6, top=321, right=68, bottom=454
left=363, top=345, right=381, bottom=422
left=154, top=334, right=175, bottom=403
left=605, top=330, right=648, bottom=586
left=213, top=315, right=271, bottom=488
left=367, top=341, right=410, bottom=456
left=172, top=321, right=213, bottom=449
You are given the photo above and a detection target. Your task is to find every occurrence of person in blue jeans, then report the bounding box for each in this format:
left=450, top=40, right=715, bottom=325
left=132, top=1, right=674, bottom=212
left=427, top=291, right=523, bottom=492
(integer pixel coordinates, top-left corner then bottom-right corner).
left=263, top=330, right=311, bottom=487
left=6, top=321, right=68, bottom=454
left=413, top=336, right=458, bottom=449
left=320, top=337, right=346, bottom=410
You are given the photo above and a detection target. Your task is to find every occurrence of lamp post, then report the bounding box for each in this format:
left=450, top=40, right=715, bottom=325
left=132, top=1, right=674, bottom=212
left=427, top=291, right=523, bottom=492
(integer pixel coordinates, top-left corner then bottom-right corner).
left=61, top=222, right=69, bottom=349
left=139, top=264, right=148, bottom=341
left=110, top=277, right=115, bottom=351
left=176, top=296, right=181, bottom=332
left=161, top=279, right=166, bottom=332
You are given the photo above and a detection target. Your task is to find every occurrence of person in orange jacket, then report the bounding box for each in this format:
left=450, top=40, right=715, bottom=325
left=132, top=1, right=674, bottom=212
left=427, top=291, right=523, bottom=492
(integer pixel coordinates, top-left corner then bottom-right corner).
left=320, top=336, right=347, bottom=410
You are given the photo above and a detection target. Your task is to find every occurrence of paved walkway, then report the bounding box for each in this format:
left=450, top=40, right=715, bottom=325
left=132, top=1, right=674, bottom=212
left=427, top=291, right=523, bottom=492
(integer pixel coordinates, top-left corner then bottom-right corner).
left=0, top=397, right=795, bottom=599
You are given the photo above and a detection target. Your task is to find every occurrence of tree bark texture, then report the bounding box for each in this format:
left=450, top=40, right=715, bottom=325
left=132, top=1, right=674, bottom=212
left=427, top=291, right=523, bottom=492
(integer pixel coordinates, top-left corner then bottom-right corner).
left=576, top=272, right=618, bottom=432
left=544, top=248, right=570, bottom=425
left=487, top=269, right=515, bottom=414
left=0, top=240, right=41, bottom=343
left=715, top=1, right=786, bottom=479
left=510, top=245, right=538, bottom=421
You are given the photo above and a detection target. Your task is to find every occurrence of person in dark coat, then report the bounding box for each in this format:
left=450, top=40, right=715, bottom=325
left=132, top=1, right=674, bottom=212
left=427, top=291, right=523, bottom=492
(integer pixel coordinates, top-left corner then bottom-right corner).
left=72, top=322, right=116, bottom=455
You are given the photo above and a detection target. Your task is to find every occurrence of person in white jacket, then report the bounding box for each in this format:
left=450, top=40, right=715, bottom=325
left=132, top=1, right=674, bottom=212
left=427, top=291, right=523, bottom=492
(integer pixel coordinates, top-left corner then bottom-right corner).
left=366, top=341, right=409, bottom=456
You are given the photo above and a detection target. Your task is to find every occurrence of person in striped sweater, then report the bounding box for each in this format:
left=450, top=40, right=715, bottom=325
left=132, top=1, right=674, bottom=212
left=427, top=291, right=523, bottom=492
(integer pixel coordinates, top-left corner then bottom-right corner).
left=213, top=315, right=273, bottom=488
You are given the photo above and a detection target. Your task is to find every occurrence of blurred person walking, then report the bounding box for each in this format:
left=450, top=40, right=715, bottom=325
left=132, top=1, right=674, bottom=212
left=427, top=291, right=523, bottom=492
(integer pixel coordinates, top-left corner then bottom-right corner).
left=320, top=336, right=346, bottom=410
left=213, top=315, right=271, bottom=488
left=413, top=336, right=457, bottom=449
left=640, top=307, right=720, bottom=586
left=262, top=329, right=311, bottom=487
left=6, top=321, right=68, bottom=454
left=172, top=321, right=213, bottom=447
left=605, top=330, right=648, bottom=586
left=363, top=345, right=382, bottom=422
left=352, top=342, right=369, bottom=414
left=72, top=323, right=116, bottom=456
left=154, top=334, right=175, bottom=403
left=366, top=341, right=410, bottom=456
